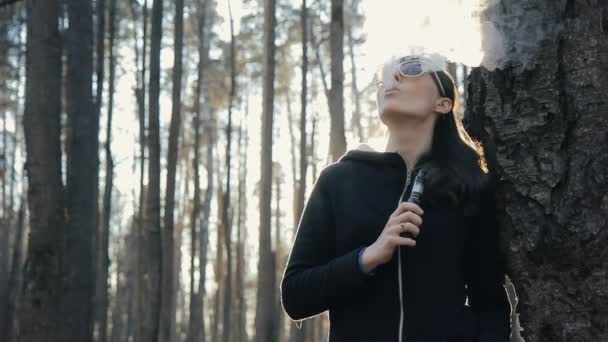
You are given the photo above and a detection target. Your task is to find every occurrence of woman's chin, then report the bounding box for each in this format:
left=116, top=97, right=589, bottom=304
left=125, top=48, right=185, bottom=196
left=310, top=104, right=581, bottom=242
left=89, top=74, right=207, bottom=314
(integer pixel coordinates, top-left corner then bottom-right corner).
left=380, top=107, right=426, bottom=121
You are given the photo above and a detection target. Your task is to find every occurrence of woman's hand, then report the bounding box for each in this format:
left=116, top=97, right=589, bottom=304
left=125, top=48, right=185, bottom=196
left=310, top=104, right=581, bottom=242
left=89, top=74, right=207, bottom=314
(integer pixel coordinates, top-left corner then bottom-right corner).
left=360, top=202, right=424, bottom=273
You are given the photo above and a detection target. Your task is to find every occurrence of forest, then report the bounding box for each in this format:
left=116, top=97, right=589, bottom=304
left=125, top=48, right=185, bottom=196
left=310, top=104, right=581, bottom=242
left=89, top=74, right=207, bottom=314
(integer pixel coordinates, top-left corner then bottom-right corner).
left=0, top=0, right=606, bottom=341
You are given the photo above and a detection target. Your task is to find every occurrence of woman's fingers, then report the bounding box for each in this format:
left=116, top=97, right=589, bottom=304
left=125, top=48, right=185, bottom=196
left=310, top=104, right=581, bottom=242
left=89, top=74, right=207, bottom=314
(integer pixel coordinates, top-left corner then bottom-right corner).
left=390, top=235, right=416, bottom=247
left=391, top=201, right=424, bottom=219
left=389, top=210, right=423, bottom=227
left=387, top=222, right=420, bottom=238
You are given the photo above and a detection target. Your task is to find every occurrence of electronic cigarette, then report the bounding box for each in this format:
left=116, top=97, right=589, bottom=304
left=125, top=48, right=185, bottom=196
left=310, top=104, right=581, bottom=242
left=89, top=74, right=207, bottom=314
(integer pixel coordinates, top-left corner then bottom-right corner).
left=400, top=168, right=426, bottom=239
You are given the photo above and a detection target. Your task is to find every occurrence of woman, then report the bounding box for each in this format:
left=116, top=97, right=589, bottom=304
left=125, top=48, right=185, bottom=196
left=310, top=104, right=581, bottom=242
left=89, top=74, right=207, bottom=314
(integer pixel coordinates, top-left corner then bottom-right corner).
left=280, top=53, right=512, bottom=342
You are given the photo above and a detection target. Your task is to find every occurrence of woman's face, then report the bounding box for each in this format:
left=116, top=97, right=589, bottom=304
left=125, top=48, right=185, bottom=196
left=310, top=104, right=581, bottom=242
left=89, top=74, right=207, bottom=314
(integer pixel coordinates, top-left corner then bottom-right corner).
left=376, top=59, right=450, bottom=124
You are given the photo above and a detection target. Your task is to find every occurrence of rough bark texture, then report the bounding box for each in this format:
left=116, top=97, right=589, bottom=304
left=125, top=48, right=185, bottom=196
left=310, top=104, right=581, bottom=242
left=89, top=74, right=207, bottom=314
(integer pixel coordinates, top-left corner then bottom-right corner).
left=464, top=1, right=608, bottom=340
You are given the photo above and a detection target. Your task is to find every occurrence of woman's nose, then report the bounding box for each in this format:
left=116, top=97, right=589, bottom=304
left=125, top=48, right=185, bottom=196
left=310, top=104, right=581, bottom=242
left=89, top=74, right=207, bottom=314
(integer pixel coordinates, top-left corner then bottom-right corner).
left=393, top=68, right=402, bottom=82
left=393, top=70, right=400, bottom=82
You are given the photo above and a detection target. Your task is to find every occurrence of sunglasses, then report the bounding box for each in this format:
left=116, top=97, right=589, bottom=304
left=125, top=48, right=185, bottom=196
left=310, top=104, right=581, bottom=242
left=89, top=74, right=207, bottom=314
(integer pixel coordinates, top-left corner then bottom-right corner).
left=376, top=58, right=447, bottom=98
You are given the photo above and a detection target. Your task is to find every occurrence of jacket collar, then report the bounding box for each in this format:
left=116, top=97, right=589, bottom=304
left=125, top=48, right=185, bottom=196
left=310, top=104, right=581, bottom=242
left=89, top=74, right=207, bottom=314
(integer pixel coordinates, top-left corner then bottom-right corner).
left=338, top=142, right=434, bottom=172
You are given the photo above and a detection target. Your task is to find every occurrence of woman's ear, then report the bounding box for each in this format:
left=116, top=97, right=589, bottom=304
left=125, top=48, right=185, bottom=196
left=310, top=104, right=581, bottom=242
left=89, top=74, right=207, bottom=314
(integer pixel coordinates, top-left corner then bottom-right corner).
left=434, top=97, right=453, bottom=114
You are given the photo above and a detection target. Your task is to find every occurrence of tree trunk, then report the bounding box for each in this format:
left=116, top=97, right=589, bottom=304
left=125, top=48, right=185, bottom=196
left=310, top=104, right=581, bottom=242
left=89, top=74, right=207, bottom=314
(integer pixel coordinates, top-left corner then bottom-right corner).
left=143, top=0, right=163, bottom=339
left=186, top=0, right=208, bottom=340
left=212, top=178, right=225, bottom=342
left=255, top=0, right=277, bottom=341
left=291, top=11, right=312, bottom=339
left=4, top=195, right=25, bottom=342
left=328, top=0, right=346, bottom=162
left=464, top=1, right=608, bottom=340
left=235, top=96, right=249, bottom=342
left=345, top=5, right=362, bottom=142
left=64, top=0, right=98, bottom=339
left=221, top=3, right=236, bottom=342
left=199, top=106, right=215, bottom=342
left=273, top=173, right=284, bottom=342
left=159, top=0, right=184, bottom=339
left=0, top=6, right=22, bottom=339
left=126, top=0, right=148, bottom=340
left=96, top=0, right=116, bottom=339
left=18, top=0, right=64, bottom=340
left=186, top=66, right=203, bottom=342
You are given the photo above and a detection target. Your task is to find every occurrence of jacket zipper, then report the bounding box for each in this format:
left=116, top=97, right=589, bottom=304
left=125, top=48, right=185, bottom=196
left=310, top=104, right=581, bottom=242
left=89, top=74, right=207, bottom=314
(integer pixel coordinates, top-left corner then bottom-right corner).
left=396, top=165, right=421, bottom=342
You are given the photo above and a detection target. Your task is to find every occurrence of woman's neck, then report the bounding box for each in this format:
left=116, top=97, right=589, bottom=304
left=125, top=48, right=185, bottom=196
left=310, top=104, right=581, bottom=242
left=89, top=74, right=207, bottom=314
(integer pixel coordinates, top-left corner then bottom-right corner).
left=383, top=115, right=434, bottom=171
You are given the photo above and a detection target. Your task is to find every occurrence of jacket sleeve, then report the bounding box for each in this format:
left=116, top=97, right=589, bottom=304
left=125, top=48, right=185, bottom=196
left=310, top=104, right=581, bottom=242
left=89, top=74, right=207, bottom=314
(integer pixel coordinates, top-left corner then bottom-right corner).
left=280, top=166, right=375, bottom=321
left=464, top=185, right=512, bottom=342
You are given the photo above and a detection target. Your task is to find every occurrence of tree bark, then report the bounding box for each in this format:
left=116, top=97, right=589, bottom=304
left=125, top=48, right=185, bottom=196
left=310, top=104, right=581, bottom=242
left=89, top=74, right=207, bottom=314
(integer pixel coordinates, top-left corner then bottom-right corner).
left=464, top=1, right=608, bottom=340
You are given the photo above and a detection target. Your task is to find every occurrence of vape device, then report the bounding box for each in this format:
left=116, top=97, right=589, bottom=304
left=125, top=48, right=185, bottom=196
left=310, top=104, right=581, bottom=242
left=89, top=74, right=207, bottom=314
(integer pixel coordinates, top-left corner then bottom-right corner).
left=400, top=168, right=426, bottom=239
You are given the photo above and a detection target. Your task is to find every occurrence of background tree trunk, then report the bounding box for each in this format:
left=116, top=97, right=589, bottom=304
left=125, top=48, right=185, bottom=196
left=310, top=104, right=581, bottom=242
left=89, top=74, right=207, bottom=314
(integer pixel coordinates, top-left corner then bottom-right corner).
left=143, top=0, right=163, bottom=339
left=254, top=0, right=277, bottom=341
left=221, top=3, right=236, bottom=342
left=64, top=0, right=97, bottom=339
left=159, top=0, right=184, bottom=339
left=18, top=0, right=64, bottom=340
left=328, top=0, right=346, bottom=162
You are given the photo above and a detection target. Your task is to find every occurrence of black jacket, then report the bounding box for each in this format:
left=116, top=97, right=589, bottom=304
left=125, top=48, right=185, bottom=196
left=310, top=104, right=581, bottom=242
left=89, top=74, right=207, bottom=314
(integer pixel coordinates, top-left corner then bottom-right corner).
left=280, top=143, right=512, bottom=342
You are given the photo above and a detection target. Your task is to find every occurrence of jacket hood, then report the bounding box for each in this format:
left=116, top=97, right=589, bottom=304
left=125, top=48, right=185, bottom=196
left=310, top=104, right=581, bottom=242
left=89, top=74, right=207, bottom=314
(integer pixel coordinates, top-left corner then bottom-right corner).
left=338, top=142, right=434, bottom=171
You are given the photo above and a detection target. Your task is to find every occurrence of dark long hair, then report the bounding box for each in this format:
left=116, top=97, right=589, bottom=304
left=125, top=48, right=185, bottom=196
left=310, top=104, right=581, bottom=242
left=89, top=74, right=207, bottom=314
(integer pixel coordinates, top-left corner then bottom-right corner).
left=420, top=67, right=494, bottom=216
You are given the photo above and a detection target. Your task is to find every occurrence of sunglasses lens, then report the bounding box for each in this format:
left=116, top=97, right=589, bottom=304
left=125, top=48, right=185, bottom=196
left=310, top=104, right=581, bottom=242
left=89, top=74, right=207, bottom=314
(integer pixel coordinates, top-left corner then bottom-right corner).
left=400, top=61, right=423, bottom=76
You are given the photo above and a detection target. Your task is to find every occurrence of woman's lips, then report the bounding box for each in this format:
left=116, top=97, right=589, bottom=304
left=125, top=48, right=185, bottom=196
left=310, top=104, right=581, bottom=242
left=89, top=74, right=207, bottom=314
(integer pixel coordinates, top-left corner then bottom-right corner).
left=384, top=87, right=399, bottom=96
